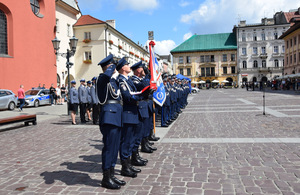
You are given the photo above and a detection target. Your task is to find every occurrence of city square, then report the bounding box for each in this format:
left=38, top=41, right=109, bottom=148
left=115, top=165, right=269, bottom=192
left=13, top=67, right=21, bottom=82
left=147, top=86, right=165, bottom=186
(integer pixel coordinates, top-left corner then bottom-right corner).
left=0, top=88, right=299, bottom=195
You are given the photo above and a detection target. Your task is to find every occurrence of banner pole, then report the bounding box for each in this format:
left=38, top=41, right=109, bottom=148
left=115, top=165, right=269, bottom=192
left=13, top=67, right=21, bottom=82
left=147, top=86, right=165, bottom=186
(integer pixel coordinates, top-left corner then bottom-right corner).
left=153, top=102, right=156, bottom=134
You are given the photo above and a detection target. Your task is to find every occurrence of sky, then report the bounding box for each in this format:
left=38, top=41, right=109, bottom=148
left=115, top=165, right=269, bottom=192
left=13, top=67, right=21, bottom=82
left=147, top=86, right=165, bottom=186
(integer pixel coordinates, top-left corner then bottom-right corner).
left=77, top=0, right=299, bottom=55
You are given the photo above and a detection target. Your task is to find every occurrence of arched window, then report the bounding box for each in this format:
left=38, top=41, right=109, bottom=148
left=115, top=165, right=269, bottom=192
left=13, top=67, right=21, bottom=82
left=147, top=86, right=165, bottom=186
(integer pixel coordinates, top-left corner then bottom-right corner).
left=0, top=9, right=7, bottom=55
left=274, top=59, right=279, bottom=67
left=242, top=61, right=247, bottom=69
left=253, top=60, right=258, bottom=68
left=30, top=0, right=40, bottom=15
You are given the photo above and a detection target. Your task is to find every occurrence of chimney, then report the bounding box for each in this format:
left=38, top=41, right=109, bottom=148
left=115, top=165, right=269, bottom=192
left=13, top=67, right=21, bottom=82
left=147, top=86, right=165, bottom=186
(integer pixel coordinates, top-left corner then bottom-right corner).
left=239, top=20, right=246, bottom=27
left=106, top=20, right=116, bottom=28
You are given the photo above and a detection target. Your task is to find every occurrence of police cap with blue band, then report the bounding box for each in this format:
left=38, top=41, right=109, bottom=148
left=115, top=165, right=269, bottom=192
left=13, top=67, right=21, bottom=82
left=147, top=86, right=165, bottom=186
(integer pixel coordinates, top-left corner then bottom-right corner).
left=80, top=78, right=85, bottom=82
left=116, top=57, right=129, bottom=71
left=131, top=61, right=144, bottom=71
left=71, top=80, right=76, bottom=84
left=91, top=76, right=97, bottom=81
left=98, top=54, right=114, bottom=67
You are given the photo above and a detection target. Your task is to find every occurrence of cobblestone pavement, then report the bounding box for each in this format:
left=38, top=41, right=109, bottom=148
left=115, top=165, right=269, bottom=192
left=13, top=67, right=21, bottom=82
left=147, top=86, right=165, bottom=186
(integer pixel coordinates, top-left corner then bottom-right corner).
left=0, top=88, right=299, bottom=195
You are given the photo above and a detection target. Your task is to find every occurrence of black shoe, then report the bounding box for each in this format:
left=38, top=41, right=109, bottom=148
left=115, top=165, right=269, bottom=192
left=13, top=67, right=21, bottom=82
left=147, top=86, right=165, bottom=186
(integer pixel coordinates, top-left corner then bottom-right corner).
left=161, top=124, right=168, bottom=127
left=148, top=135, right=160, bottom=142
left=101, top=169, right=120, bottom=190
left=127, top=158, right=141, bottom=172
left=72, top=122, right=77, bottom=125
left=110, top=167, right=126, bottom=186
left=135, top=150, right=148, bottom=163
left=121, top=159, right=137, bottom=178
left=141, top=138, right=153, bottom=153
left=131, top=150, right=147, bottom=166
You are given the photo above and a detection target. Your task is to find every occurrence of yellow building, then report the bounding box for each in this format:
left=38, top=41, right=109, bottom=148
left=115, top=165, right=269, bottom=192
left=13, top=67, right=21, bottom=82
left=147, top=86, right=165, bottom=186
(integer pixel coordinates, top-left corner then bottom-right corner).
left=171, top=33, right=237, bottom=87
left=279, top=20, right=300, bottom=75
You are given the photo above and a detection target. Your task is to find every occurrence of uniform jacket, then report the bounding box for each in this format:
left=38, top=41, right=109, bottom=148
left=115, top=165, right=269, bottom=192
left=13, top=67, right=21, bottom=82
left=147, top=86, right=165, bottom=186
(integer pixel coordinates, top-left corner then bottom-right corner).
left=78, top=85, right=88, bottom=103
left=97, top=64, right=122, bottom=127
left=90, top=84, right=99, bottom=104
left=69, top=87, right=79, bottom=104
left=87, top=86, right=92, bottom=103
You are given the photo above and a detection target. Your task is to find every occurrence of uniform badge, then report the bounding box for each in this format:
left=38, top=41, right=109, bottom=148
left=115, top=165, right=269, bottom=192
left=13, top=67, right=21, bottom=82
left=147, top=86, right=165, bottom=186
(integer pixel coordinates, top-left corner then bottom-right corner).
left=121, top=83, right=127, bottom=91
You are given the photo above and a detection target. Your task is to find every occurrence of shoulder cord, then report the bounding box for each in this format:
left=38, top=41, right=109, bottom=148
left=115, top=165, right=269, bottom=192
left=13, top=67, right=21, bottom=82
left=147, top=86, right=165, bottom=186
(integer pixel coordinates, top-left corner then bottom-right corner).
left=99, top=82, right=120, bottom=105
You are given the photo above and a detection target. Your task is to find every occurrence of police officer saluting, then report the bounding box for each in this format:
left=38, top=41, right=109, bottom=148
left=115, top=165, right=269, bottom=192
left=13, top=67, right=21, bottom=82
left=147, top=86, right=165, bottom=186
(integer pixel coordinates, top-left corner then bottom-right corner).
left=97, top=54, right=125, bottom=189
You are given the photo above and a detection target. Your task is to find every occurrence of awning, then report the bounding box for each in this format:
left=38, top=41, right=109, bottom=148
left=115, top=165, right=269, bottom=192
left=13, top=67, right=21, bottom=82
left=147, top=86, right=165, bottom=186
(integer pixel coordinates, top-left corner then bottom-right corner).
left=212, top=80, right=219, bottom=83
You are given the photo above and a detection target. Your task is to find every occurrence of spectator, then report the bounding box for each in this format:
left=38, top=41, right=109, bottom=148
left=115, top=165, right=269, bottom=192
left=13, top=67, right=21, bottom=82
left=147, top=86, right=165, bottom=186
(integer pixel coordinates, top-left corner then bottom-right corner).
left=56, top=85, right=61, bottom=105
left=61, top=84, right=66, bottom=104
left=18, top=85, right=25, bottom=111
left=49, top=84, right=56, bottom=105
left=41, top=84, right=45, bottom=89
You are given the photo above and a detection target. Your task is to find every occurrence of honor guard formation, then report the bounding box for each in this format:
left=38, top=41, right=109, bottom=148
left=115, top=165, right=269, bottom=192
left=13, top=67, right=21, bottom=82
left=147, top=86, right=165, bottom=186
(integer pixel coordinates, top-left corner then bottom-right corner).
left=68, top=54, right=190, bottom=189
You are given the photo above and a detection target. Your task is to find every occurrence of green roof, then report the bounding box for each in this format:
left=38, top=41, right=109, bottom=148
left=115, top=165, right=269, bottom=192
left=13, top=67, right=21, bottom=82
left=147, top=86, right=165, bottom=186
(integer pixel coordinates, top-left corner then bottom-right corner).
left=171, top=33, right=237, bottom=53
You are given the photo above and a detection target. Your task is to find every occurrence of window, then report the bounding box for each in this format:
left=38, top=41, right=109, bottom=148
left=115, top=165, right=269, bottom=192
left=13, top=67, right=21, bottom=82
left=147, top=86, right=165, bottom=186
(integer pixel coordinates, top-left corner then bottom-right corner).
left=242, top=48, right=247, bottom=55
left=84, top=51, right=92, bottom=61
left=290, top=55, right=292, bottom=64
left=274, top=32, right=278, bottom=39
left=294, top=54, right=296, bottom=64
left=253, top=47, right=257, bottom=55
left=253, top=33, right=257, bottom=41
left=205, top=55, right=210, bottom=62
left=67, top=24, right=71, bottom=37
left=200, top=55, right=205, bottom=63
left=295, top=37, right=297, bottom=45
left=222, top=54, right=227, bottom=62
left=286, top=40, right=289, bottom=48
left=286, top=56, right=288, bottom=65
left=186, top=56, right=191, bottom=63
left=84, top=32, right=91, bottom=40
left=242, top=61, right=247, bottom=69
left=290, top=39, right=292, bottom=47
left=187, top=68, right=191, bottom=76
left=231, top=54, right=235, bottom=61
left=274, top=46, right=278, bottom=53
left=211, top=67, right=215, bottom=76
left=206, top=67, right=211, bottom=76
left=56, top=19, right=59, bottom=33
left=180, top=68, right=183, bottom=75
left=231, top=66, right=236, bottom=74
left=253, top=60, right=258, bottom=68
left=274, top=59, right=279, bottom=67
left=223, top=67, right=227, bottom=74
left=261, top=33, right=265, bottom=41
left=242, top=34, right=246, bottom=42
left=282, top=45, right=285, bottom=53
left=179, top=56, right=183, bottom=64
left=211, top=55, right=214, bottom=62
left=262, top=60, right=266, bottom=68
left=0, top=10, right=7, bottom=55
left=30, top=0, right=40, bottom=15
left=201, top=68, right=205, bottom=76
left=261, top=47, right=266, bottom=54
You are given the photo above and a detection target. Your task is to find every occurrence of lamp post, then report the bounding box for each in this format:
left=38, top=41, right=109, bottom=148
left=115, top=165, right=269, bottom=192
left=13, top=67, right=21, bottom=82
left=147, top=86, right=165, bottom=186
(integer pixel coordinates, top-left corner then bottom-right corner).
left=52, top=36, right=78, bottom=114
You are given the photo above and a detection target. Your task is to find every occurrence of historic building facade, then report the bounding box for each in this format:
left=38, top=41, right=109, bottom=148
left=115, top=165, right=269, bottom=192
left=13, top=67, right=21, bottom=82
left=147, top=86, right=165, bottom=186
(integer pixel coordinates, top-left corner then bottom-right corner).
left=73, top=15, right=149, bottom=81
left=234, top=15, right=290, bottom=84
left=171, top=33, right=237, bottom=85
left=0, top=0, right=56, bottom=93
left=55, top=0, right=81, bottom=86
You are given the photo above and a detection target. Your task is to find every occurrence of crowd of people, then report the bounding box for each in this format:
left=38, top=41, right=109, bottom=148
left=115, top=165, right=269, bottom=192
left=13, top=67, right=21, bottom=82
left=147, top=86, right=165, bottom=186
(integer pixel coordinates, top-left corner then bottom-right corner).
left=243, top=77, right=300, bottom=91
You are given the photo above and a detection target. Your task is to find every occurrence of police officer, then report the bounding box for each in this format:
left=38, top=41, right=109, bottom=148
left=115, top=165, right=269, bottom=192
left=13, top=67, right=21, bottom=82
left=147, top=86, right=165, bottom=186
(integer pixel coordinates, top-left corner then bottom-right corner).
left=86, top=81, right=93, bottom=121
left=117, top=57, right=141, bottom=178
left=97, top=54, right=125, bottom=189
left=130, top=61, right=153, bottom=165
left=69, top=80, right=79, bottom=125
left=78, top=79, right=88, bottom=123
left=91, top=77, right=100, bottom=125
left=161, top=75, right=170, bottom=127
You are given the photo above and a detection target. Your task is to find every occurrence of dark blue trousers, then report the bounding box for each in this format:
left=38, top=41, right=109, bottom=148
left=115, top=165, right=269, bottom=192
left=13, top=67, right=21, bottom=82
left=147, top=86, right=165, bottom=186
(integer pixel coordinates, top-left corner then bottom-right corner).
left=132, top=119, right=145, bottom=151
left=100, top=124, right=121, bottom=171
left=120, top=124, right=136, bottom=160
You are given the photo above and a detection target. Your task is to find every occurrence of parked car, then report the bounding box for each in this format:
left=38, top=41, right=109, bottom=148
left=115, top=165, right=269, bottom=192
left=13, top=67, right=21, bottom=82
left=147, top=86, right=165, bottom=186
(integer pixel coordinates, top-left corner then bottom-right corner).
left=191, top=87, right=200, bottom=93
left=0, top=89, right=18, bottom=110
left=25, top=89, right=51, bottom=107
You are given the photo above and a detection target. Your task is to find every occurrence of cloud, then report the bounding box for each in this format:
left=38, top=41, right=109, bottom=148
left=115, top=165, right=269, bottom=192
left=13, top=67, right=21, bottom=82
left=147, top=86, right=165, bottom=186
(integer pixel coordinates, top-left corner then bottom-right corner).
left=117, top=0, right=159, bottom=12
left=179, top=1, right=191, bottom=7
left=183, top=32, right=193, bottom=41
left=146, top=40, right=176, bottom=55
left=180, top=0, right=300, bottom=34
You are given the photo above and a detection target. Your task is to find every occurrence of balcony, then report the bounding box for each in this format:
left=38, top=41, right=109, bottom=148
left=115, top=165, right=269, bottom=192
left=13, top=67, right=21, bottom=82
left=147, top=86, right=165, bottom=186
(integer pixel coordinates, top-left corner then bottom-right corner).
left=259, top=53, right=268, bottom=59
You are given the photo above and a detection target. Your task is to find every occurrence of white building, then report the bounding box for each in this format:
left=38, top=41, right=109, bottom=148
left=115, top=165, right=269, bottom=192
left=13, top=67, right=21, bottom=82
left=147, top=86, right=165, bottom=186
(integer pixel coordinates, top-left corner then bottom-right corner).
left=235, top=15, right=290, bottom=84
left=55, top=0, right=81, bottom=87
left=73, top=15, right=149, bottom=81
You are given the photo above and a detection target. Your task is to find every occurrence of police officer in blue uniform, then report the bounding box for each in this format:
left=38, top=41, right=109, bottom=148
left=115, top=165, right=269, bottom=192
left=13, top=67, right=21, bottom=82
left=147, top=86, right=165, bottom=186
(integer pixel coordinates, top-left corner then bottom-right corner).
left=97, top=54, right=125, bottom=189
left=78, top=79, right=88, bottom=123
left=91, top=77, right=100, bottom=125
left=129, top=61, right=150, bottom=166
left=161, top=75, right=170, bottom=127
left=117, top=57, right=141, bottom=178
left=69, top=80, right=79, bottom=125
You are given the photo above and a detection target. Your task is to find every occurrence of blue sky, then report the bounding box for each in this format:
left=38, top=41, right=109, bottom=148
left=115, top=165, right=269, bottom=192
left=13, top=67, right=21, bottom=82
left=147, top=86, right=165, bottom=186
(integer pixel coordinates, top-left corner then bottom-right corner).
left=77, top=0, right=298, bottom=55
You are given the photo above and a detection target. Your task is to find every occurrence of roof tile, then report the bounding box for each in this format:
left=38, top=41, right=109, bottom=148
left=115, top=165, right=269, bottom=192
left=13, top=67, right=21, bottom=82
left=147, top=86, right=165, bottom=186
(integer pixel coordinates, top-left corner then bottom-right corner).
left=74, top=15, right=105, bottom=26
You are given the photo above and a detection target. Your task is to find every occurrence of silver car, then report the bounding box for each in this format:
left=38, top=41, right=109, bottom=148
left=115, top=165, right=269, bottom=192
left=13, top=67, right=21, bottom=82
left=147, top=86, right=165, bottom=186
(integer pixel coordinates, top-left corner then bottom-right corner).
left=25, top=89, right=51, bottom=107
left=0, top=89, right=18, bottom=110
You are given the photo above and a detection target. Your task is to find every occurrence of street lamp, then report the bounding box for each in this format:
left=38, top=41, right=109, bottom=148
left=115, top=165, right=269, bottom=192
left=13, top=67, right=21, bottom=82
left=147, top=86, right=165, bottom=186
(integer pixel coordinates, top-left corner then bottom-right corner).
left=52, top=35, right=78, bottom=114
